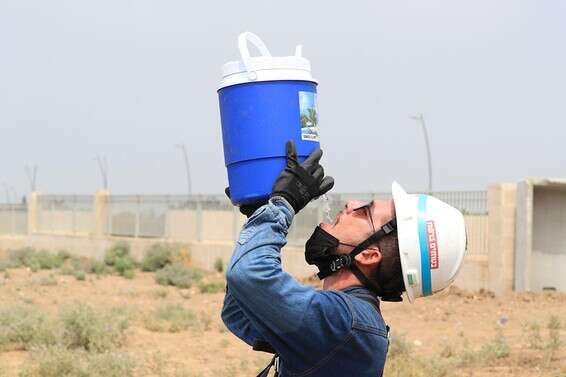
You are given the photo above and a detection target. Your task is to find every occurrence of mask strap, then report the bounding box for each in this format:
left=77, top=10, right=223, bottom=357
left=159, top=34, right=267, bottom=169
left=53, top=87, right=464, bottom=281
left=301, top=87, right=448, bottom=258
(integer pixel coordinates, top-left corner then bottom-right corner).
left=349, top=218, right=397, bottom=258
left=316, top=218, right=397, bottom=280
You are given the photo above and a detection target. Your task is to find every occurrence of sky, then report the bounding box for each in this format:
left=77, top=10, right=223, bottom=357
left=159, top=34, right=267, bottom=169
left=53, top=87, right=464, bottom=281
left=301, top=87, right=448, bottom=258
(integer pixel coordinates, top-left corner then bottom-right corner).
left=1, top=0, right=565, bottom=199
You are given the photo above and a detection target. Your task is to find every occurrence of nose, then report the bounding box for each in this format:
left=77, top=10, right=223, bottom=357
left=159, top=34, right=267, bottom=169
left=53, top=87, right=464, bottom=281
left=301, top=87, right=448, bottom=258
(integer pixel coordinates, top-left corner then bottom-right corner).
left=344, top=200, right=363, bottom=214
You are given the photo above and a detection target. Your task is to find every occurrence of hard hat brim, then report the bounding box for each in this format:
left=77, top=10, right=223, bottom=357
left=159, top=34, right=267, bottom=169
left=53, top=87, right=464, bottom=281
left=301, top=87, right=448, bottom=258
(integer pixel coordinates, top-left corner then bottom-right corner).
left=391, top=181, right=417, bottom=303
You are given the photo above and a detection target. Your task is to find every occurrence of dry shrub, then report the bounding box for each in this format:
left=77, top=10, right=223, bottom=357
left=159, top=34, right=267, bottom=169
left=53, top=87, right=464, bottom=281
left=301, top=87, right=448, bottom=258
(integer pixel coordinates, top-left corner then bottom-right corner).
left=4, top=248, right=69, bottom=272
left=213, top=257, right=224, bottom=273
left=546, top=315, right=562, bottom=351
left=0, top=306, right=57, bottom=351
left=141, top=243, right=177, bottom=272
left=104, top=242, right=137, bottom=278
left=198, top=282, right=225, bottom=294
left=155, top=264, right=202, bottom=289
left=143, top=304, right=198, bottom=333
left=19, top=346, right=134, bottom=377
left=60, top=303, right=129, bottom=352
left=522, top=320, right=543, bottom=350
left=480, top=326, right=510, bottom=359
left=385, top=332, right=454, bottom=377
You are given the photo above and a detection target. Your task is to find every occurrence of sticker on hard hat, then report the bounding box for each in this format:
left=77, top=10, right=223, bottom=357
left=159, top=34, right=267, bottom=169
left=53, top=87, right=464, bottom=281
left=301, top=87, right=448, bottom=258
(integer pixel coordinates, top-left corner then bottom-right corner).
left=426, top=221, right=439, bottom=269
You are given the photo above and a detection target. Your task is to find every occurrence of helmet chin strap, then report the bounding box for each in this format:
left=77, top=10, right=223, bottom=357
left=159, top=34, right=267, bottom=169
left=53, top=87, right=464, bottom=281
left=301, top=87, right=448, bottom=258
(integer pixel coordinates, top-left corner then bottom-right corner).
left=318, top=218, right=403, bottom=302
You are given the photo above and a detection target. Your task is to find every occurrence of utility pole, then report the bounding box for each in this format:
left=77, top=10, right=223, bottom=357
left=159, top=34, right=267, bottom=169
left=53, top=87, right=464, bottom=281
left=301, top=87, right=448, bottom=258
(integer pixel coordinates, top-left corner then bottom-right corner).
left=175, top=144, right=192, bottom=195
left=25, top=165, right=38, bottom=192
left=94, top=155, right=109, bottom=190
left=2, top=183, right=15, bottom=234
left=2, top=183, right=11, bottom=203
left=410, top=113, right=433, bottom=193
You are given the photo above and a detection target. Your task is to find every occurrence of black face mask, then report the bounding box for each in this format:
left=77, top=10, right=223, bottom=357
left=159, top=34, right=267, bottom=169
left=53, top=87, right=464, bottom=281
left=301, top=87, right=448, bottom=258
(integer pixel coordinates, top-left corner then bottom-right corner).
left=305, top=226, right=353, bottom=276
left=304, top=219, right=402, bottom=301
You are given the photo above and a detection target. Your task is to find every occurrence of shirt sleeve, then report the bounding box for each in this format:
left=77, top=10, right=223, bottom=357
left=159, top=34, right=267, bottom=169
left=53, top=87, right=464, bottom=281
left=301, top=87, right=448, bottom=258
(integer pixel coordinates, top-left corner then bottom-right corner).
left=221, top=287, right=265, bottom=347
left=225, top=198, right=353, bottom=371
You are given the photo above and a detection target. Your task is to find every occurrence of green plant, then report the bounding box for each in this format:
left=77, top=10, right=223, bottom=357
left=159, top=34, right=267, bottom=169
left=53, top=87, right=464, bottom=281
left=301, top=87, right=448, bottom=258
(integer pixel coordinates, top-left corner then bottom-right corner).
left=114, top=257, right=135, bottom=278
left=5, top=248, right=67, bottom=271
left=88, top=261, right=107, bottom=276
left=104, top=242, right=131, bottom=266
left=122, top=269, right=135, bottom=279
left=213, top=257, right=224, bottom=273
left=0, top=306, right=57, bottom=351
left=387, top=332, right=411, bottom=358
left=141, top=244, right=176, bottom=272
left=143, top=304, right=197, bottom=333
left=546, top=315, right=562, bottom=351
left=59, top=265, right=75, bottom=276
left=522, top=320, right=543, bottom=350
left=19, top=346, right=135, bottom=377
left=36, top=250, right=67, bottom=270
left=9, top=247, right=41, bottom=271
left=481, top=326, right=510, bottom=359
left=70, top=258, right=90, bottom=273
left=104, top=243, right=136, bottom=278
left=60, top=303, right=129, bottom=352
left=155, top=264, right=201, bottom=289
left=56, top=250, right=72, bottom=260
left=86, top=351, right=135, bottom=377
left=19, top=346, right=85, bottom=377
left=58, top=257, right=89, bottom=278
left=198, top=282, right=225, bottom=294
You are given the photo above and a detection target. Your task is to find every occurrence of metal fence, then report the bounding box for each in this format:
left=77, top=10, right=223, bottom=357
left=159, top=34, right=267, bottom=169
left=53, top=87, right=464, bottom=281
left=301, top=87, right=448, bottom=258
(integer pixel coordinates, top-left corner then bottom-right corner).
left=2, top=191, right=489, bottom=255
left=106, top=195, right=238, bottom=240
left=37, top=195, right=94, bottom=235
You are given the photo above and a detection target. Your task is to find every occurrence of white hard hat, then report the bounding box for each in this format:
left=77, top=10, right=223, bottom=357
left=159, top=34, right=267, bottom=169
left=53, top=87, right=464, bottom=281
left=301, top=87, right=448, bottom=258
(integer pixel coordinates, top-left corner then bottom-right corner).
left=391, top=181, right=467, bottom=303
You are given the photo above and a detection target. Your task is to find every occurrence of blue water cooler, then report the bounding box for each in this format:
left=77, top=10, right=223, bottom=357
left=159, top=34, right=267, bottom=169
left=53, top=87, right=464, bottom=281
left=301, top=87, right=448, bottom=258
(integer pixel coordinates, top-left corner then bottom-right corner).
left=218, top=32, right=320, bottom=205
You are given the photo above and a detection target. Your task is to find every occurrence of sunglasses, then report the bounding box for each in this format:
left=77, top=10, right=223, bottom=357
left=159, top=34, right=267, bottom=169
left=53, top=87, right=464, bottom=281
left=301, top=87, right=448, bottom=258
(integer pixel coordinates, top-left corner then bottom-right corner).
left=338, top=201, right=377, bottom=250
left=352, top=202, right=376, bottom=233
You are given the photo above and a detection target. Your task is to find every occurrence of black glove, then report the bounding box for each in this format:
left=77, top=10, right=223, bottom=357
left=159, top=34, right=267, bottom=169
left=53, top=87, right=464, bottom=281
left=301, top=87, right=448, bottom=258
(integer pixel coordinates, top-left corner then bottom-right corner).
left=224, top=187, right=267, bottom=218
left=271, top=140, right=334, bottom=214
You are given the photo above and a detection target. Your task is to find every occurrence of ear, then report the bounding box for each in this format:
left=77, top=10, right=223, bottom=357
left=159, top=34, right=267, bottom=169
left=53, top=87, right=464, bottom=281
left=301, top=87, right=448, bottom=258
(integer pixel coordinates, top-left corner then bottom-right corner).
left=354, top=247, right=382, bottom=267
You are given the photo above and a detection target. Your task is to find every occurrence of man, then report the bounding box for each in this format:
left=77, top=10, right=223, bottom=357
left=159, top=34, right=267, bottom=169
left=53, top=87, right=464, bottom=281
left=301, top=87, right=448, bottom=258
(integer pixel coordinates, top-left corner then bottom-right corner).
left=222, top=141, right=467, bottom=376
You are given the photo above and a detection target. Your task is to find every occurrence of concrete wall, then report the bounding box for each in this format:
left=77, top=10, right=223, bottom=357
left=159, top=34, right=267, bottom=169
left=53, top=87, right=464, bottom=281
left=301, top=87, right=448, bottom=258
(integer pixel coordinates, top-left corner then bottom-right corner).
left=0, top=187, right=532, bottom=294
left=515, top=178, right=566, bottom=292
left=531, top=184, right=566, bottom=291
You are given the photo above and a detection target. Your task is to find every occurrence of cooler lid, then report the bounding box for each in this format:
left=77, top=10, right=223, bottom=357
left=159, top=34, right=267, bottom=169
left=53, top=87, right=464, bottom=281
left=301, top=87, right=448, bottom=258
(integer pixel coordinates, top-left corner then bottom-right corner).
left=219, top=32, right=317, bottom=89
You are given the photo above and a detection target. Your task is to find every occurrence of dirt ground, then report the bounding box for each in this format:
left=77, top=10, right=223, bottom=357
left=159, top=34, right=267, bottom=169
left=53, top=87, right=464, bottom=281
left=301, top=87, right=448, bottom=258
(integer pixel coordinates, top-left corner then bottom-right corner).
left=0, top=268, right=565, bottom=377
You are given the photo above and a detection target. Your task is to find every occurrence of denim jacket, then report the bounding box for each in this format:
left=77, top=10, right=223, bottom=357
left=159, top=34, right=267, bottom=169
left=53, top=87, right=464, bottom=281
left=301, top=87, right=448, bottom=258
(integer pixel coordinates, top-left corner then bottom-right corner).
left=221, top=197, right=389, bottom=377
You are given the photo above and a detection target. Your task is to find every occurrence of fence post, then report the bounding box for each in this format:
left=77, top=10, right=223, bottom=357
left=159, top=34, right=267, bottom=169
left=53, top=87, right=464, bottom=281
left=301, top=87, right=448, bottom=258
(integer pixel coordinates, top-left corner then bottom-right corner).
left=135, top=195, right=140, bottom=238
left=487, top=183, right=517, bottom=295
left=71, top=195, right=76, bottom=235
left=196, top=196, right=203, bottom=242
left=26, top=192, right=39, bottom=235
left=94, top=190, right=109, bottom=237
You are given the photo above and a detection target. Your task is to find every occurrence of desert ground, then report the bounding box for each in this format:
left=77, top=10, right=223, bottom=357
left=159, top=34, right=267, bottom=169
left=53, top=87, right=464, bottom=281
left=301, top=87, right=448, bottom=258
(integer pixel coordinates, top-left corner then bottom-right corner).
left=0, top=250, right=564, bottom=377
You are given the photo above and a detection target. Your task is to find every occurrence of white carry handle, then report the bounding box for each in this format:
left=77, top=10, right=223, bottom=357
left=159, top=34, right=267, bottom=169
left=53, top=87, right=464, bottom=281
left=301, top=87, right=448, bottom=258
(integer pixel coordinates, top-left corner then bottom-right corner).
left=238, top=32, right=272, bottom=81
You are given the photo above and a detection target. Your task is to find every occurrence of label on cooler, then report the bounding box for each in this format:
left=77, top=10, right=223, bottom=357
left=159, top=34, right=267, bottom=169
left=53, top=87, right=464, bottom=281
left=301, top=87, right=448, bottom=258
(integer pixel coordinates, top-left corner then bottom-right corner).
left=299, top=91, right=319, bottom=141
